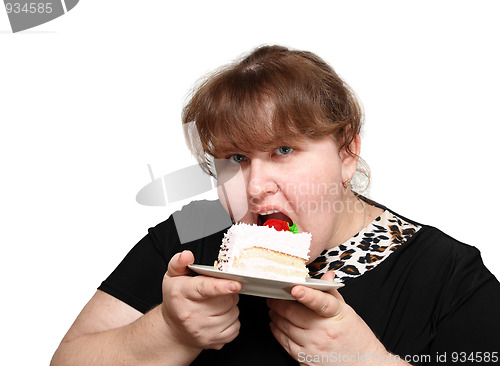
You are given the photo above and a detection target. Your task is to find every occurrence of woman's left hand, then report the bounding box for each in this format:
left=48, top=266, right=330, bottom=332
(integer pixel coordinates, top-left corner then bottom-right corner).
left=267, top=271, right=400, bottom=366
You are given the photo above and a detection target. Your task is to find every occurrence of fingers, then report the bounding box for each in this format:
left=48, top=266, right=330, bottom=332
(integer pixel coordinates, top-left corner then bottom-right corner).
left=268, top=271, right=344, bottom=320
left=165, top=251, right=242, bottom=299
left=267, top=276, right=343, bottom=325
left=269, top=315, right=302, bottom=357
left=167, top=250, right=195, bottom=277
left=188, top=276, right=241, bottom=300
left=161, top=253, right=243, bottom=351
left=289, top=285, right=342, bottom=318
left=272, top=270, right=343, bottom=318
left=267, top=299, right=311, bottom=329
left=217, top=305, right=240, bottom=335
left=162, top=274, right=241, bottom=350
left=212, top=316, right=241, bottom=350
left=269, top=309, right=306, bottom=342
left=283, top=270, right=344, bottom=317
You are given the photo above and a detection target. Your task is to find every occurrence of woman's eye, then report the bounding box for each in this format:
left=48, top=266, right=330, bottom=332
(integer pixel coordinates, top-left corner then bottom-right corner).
left=276, top=146, right=293, bottom=155
left=229, top=154, right=247, bottom=163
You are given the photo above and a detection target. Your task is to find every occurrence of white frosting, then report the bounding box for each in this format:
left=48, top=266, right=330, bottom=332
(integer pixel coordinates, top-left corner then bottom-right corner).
left=218, top=223, right=311, bottom=272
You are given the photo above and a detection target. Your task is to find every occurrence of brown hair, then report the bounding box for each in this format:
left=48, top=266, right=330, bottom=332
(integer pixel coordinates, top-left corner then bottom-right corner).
left=182, top=45, right=369, bottom=190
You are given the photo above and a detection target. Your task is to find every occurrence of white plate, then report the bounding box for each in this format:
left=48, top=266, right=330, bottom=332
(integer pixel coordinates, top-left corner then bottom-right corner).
left=188, top=264, right=343, bottom=300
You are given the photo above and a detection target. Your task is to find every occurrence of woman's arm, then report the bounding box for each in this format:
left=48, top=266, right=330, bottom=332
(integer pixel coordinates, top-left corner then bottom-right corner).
left=51, top=251, right=241, bottom=366
left=50, top=291, right=201, bottom=366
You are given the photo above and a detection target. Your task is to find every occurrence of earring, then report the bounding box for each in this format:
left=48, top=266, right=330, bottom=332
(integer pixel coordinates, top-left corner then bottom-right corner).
left=342, top=178, right=351, bottom=189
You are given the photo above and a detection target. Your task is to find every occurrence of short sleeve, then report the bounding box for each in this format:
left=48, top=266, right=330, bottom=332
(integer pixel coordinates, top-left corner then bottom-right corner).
left=97, top=200, right=229, bottom=314
left=98, top=216, right=180, bottom=313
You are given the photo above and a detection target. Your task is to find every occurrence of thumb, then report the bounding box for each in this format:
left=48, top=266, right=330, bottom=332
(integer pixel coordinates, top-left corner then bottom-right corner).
left=321, top=270, right=344, bottom=302
left=320, top=270, right=336, bottom=282
left=167, top=250, right=194, bottom=277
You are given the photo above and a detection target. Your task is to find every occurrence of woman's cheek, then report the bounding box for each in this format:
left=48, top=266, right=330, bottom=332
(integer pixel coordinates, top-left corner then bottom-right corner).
left=301, top=194, right=340, bottom=254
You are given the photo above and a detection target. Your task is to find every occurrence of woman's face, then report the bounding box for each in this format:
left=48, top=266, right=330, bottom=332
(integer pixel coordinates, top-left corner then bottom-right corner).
left=215, top=136, right=358, bottom=262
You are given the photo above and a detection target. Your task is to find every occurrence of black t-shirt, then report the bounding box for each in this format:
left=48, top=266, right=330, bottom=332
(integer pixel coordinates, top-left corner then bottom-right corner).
left=98, top=200, right=500, bottom=365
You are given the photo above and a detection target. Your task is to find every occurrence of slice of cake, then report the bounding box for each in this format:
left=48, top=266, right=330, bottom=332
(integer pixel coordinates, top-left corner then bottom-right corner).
left=216, top=219, right=311, bottom=282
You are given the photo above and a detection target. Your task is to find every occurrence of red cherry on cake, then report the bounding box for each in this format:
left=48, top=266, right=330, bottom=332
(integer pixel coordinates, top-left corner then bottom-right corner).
left=262, top=219, right=290, bottom=231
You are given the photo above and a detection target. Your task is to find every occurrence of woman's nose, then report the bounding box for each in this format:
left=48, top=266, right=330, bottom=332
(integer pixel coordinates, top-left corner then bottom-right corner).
left=247, top=160, right=279, bottom=198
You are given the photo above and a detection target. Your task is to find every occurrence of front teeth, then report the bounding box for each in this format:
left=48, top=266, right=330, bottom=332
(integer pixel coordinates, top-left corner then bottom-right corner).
left=260, top=209, right=280, bottom=215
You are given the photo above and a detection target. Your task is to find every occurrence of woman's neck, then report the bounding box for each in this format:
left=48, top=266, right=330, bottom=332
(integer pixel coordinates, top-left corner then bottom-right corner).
left=328, top=193, right=384, bottom=248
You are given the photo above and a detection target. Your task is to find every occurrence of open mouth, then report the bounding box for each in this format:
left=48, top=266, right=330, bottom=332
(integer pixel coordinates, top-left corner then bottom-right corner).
left=257, top=210, right=293, bottom=226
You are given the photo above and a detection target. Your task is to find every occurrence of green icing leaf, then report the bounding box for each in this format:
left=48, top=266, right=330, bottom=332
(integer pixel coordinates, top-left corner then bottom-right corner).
left=287, top=222, right=299, bottom=234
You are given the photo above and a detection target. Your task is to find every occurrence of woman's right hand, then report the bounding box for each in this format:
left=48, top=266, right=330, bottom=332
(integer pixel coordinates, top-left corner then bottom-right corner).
left=161, top=250, right=241, bottom=351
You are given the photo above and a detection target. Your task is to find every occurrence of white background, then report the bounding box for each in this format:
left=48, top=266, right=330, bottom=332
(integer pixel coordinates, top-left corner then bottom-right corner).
left=1, top=1, right=499, bottom=364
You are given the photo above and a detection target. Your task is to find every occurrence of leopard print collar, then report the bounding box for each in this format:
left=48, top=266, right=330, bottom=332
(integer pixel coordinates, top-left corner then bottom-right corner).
left=307, top=210, right=421, bottom=283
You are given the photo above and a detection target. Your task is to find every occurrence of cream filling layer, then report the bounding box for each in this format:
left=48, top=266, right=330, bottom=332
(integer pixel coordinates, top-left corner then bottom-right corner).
left=229, top=257, right=308, bottom=281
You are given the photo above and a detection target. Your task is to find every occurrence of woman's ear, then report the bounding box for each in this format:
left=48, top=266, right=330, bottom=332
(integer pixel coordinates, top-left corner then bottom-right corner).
left=340, top=134, right=361, bottom=182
